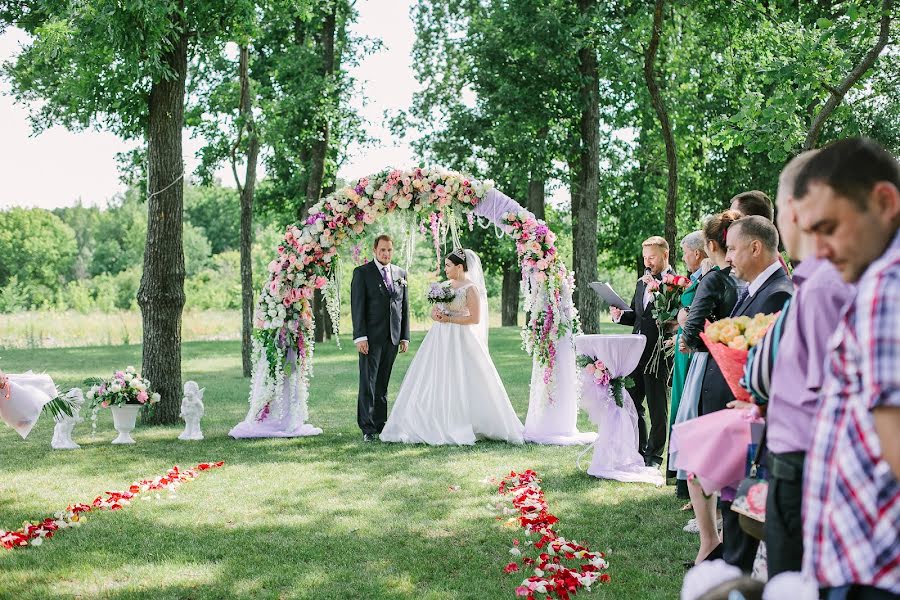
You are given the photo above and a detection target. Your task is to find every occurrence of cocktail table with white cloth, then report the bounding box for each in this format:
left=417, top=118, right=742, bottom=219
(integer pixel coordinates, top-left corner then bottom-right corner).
left=575, top=334, right=664, bottom=485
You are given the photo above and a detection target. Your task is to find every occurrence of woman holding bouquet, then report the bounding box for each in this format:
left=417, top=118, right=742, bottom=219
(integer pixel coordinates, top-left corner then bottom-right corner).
left=668, top=232, right=709, bottom=495
left=672, top=209, right=740, bottom=566
left=380, top=249, right=524, bottom=445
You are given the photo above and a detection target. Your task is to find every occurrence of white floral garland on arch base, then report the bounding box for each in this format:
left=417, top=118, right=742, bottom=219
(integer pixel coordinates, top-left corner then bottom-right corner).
left=229, top=167, right=596, bottom=445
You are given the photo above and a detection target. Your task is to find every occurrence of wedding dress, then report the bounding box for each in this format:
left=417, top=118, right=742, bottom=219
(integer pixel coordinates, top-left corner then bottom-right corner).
left=380, top=251, right=524, bottom=446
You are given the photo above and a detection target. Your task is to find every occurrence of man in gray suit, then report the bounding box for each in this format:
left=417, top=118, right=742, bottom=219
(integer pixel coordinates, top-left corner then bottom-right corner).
left=351, top=235, right=410, bottom=442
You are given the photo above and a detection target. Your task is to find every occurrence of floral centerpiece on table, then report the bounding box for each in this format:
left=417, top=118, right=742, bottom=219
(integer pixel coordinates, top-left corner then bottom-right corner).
left=576, top=355, right=634, bottom=407
left=85, top=366, right=159, bottom=430
left=646, top=272, right=691, bottom=377
left=700, top=313, right=779, bottom=401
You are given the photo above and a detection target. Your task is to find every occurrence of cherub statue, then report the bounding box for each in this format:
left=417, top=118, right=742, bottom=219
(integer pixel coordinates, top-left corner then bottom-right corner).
left=51, top=388, right=84, bottom=450
left=178, top=380, right=205, bottom=441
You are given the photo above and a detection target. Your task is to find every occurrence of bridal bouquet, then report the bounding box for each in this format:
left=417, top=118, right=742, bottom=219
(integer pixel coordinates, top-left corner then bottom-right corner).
left=86, top=367, right=159, bottom=410
left=700, top=314, right=779, bottom=401
left=646, top=273, right=691, bottom=377
left=425, top=281, right=455, bottom=304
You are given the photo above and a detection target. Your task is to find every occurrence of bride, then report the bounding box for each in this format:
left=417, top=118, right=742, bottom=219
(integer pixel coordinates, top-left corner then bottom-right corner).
left=380, top=248, right=525, bottom=445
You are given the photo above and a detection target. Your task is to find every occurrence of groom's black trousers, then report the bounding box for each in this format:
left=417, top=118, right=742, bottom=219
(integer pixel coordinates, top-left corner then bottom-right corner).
left=627, top=358, right=670, bottom=461
left=357, top=341, right=399, bottom=434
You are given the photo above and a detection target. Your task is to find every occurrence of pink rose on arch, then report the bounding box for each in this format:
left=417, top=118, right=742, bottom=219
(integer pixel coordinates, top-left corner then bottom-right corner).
left=314, top=276, right=328, bottom=289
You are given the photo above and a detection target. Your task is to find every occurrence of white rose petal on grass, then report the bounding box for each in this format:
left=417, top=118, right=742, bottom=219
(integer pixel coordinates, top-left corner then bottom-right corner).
left=509, top=547, right=521, bottom=556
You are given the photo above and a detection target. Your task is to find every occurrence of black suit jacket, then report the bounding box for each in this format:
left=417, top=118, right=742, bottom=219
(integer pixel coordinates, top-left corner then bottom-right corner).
left=700, top=266, right=794, bottom=414
left=619, top=267, right=677, bottom=366
left=682, top=267, right=738, bottom=353
left=350, top=261, right=410, bottom=347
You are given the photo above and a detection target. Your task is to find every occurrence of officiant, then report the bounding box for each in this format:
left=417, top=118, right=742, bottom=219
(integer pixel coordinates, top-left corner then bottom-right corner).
left=610, top=236, right=676, bottom=467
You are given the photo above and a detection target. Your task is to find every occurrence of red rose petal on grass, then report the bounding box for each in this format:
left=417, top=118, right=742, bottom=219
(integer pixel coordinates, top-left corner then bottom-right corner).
left=2, top=462, right=223, bottom=552
left=496, top=471, right=611, bottom=598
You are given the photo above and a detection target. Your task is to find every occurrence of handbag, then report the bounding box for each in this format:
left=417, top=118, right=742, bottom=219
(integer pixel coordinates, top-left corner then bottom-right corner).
left=731, top=425, right=767, bottom=541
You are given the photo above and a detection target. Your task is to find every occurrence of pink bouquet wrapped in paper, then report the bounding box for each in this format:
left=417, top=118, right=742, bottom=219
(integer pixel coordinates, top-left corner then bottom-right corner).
left=669, top=407, right=763, bottom=494
left=700, top=331, right=751, bottom=402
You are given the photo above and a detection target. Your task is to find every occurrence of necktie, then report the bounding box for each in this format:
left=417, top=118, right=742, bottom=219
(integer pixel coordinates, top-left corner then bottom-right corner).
left=382, top=265, right=393, bottom=292
left=730, top=286, right=750, bottom=317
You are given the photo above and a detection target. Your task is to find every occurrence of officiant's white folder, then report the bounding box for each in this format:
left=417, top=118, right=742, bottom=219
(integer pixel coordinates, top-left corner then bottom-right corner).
left=589, top=282, right=630, bottom=311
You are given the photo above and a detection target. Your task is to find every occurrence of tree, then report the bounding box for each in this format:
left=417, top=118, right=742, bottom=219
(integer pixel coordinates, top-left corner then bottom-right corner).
left=643, top=0, right=677, bottom=255
left=574, top=0, right=601, bottom=333
left=183, top=185, right=241, bottom=255
left=803, top=0, right=894, bottom=149
left=0, top=208, right=78, bottom=293
left=235, top=43, right=260, bottom=377
left=406, top=0, right=581, bottom=324
left=5, top=0, right=254, bottom=423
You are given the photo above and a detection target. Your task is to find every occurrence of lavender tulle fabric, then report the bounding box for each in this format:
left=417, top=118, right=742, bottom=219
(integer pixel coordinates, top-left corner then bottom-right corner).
left=575, top=335, right=663, bottom=484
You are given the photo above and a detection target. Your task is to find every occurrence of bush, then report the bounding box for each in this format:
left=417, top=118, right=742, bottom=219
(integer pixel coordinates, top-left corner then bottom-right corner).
left=185, top=251, right=243, bottom=311
left=62, top=279, right=95, bottom=314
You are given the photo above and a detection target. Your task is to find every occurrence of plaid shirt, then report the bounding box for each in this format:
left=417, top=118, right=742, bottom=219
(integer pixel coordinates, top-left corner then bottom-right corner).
left=803, top=230, right=900, bottom=592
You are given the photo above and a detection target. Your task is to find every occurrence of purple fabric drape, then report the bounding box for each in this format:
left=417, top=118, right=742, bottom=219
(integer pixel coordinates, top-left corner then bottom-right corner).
left=473, top=188, right=526, bottom=230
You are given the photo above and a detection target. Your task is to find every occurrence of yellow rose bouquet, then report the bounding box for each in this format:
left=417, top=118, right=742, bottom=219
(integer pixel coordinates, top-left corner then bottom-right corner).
left=700, top=313, right=779, bottom=401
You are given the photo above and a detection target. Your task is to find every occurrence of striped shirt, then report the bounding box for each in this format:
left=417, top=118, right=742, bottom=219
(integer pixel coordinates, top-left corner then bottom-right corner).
left=802, top=230, right=900, bottom=592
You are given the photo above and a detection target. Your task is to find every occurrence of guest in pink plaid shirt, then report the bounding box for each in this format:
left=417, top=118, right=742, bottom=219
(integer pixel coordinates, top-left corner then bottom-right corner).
left=793, top=137, right=900, bottom=599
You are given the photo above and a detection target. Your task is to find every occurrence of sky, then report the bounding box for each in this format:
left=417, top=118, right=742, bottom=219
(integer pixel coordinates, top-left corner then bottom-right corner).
left=0, top=0, right=419, bottom=210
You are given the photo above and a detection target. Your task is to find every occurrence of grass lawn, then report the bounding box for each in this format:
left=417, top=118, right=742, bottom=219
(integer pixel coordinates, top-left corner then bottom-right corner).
left=0, top=325, right=694, bottom=599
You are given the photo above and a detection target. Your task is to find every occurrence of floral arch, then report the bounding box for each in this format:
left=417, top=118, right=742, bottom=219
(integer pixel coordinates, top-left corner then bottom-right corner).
left=229, top=167, right=594, bottom=445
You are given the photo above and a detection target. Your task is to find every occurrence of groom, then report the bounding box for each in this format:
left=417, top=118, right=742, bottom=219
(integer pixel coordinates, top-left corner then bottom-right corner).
left=351, top=234, right=410, bottom=442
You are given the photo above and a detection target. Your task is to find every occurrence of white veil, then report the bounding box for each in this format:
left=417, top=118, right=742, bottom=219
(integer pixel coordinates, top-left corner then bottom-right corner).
left=464, top=249, right=490, bottom=349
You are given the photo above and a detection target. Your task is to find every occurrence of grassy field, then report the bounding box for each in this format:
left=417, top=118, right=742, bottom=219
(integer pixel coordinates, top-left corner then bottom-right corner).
left=0, top=325, right=693, bottom=599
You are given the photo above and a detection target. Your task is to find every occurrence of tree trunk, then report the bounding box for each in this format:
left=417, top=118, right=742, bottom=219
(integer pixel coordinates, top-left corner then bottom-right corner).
left=575, top=0, right=601, bottom=334
left=803, top=0, right=892, bottom=150
left=501, top=257, right=519, bottom=327
left=138, top=15, right=188, bottom=425
left=527, top=179, right=545, bottom=221
left=304, top=2, right=336, bottom=218
left=644, top=0, right=678, bottom=258
left=234, top=45, right=259, bottom=378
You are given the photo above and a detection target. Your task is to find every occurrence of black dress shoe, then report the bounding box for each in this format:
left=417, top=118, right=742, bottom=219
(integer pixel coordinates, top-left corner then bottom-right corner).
left=362, top=433, right=375, bottom=442
left=648, top=456, right=663, bottom=467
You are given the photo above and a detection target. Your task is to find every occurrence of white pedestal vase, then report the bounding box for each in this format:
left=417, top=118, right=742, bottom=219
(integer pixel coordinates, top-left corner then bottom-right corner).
left=110, top=404, right=140, bottom=444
